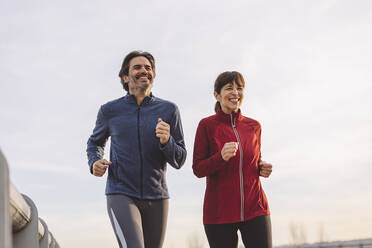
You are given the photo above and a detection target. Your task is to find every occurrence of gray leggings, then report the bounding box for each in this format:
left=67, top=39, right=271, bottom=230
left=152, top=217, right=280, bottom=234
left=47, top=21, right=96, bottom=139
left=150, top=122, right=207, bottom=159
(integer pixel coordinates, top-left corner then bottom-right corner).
left=107, top=194, right=168, bottom=248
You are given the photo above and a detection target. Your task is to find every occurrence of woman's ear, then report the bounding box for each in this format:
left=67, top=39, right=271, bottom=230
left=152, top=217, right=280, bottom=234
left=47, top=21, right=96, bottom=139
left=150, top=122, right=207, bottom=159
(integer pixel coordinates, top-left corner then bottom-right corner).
left=214, top=91, right=220, bottom=102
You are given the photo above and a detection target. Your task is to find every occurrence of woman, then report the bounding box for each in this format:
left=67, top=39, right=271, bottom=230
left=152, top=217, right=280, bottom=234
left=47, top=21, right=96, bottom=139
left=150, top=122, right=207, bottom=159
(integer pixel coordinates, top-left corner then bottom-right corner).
left=192, top=71, right=273, bottom=248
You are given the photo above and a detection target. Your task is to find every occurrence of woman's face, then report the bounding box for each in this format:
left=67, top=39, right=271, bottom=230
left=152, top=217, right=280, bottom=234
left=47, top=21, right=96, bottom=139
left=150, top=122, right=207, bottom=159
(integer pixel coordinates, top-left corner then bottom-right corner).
left=215, top=81, right=244, bottom=114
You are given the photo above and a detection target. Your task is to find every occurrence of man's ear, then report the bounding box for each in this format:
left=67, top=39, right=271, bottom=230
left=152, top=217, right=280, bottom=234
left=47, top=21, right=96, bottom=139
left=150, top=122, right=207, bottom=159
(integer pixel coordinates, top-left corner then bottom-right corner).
left=122, top=75, right=129, bottom=83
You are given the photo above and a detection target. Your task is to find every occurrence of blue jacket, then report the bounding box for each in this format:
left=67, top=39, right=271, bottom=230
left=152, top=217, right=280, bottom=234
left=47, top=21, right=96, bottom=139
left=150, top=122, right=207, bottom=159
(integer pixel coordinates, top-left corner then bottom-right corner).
left=86, top=93, right=187, bottom=199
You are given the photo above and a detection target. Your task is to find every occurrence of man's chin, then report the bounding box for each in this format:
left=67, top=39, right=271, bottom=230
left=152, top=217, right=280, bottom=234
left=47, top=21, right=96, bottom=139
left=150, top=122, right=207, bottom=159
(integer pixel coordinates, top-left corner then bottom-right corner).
left=134, top=82, right=153, bottom=91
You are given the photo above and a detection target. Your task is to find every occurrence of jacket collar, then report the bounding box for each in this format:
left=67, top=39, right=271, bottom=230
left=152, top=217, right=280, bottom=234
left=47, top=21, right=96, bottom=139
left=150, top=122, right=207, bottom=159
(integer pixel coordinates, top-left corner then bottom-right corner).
left=216, top=108, right=243, bottom=123
left=124, top=92, right=155, bottom=106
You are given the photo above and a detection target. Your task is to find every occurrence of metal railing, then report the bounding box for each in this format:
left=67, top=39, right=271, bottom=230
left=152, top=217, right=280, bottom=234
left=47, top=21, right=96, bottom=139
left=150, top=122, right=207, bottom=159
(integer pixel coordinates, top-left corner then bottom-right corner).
left=276, top=239, right=372, bottom=248
left=1, top=149, right=60, bottom=248
left=285, top=244, right=372, bottom=248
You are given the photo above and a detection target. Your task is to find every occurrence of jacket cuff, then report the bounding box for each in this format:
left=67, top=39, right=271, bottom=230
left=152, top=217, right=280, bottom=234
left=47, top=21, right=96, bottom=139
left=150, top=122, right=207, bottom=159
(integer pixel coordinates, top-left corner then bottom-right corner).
left=159, top=135, right=174, bottom=154
left=88, top=158, right=99, bottom=174
left=212, top=151, right=229, bottom=168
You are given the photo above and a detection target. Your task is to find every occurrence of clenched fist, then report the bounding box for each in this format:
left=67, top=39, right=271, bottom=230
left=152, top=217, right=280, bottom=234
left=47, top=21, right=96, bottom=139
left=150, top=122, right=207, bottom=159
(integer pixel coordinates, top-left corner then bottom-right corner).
left=259, top=160, right=272, bottom=178
left=93, top=159, right=112, bottom=177
left=156, top=118, right=170, bottom=145
left=221, top=142, right=239, bottom=161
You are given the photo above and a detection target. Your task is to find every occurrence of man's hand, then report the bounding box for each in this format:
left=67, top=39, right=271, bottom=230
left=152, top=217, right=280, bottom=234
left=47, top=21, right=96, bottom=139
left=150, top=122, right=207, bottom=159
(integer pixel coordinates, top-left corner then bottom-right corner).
left=221, top=142, right=238, bottom=161
left=259, top=160, right=272, bottom=178
left=93, top=159, right=112, bottom=177
left=156, top=118, right=170, bottom=145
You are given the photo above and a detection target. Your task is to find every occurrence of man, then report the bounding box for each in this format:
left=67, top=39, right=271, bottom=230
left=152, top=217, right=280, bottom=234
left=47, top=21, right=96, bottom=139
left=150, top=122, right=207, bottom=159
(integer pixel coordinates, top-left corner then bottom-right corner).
left=86, top=51, right=187, bottom=248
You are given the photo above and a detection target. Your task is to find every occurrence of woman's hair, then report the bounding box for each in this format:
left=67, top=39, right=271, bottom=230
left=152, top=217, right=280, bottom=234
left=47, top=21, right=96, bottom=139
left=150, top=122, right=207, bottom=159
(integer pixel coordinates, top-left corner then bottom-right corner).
left=214, top=71, right=245, bottom=112
left=118, top=51, right=156, bottom=91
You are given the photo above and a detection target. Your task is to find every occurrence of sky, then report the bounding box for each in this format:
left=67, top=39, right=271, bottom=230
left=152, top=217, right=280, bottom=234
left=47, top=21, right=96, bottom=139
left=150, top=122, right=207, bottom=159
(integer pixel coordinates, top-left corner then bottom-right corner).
left=1, top=0, right=372, bottom=247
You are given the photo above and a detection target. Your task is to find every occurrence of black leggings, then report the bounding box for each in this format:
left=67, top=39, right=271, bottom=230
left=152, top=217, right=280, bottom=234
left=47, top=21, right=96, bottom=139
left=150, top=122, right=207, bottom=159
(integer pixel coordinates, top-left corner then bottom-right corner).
left=204, top=215, right=272, bottom=248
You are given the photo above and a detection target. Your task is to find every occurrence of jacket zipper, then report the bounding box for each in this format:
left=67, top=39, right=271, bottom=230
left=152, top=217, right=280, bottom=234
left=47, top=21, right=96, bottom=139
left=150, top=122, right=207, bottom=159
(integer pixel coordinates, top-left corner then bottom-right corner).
left=137, top=107, right=144, bottom=198
left=230, top=114, right=244, bottom=221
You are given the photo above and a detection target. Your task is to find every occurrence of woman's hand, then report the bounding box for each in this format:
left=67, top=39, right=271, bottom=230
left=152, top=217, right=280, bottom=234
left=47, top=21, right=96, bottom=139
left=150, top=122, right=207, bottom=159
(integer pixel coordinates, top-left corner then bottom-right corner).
left=259, top=160, right=272, bottom=178
left=221, top=142, right=238, bottom=161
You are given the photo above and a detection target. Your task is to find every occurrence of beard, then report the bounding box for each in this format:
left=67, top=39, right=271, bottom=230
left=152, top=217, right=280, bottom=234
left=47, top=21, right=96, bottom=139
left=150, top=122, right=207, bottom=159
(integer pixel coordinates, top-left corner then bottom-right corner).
left=128, top=73, right=153, bottom=92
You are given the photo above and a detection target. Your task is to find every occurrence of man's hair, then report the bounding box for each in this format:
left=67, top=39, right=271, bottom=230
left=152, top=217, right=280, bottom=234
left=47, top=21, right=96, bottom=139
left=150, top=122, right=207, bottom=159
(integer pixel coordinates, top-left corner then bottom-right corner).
left=214, top=71, right=245, bottom=112
left=118, top=51, right=156, bottom=92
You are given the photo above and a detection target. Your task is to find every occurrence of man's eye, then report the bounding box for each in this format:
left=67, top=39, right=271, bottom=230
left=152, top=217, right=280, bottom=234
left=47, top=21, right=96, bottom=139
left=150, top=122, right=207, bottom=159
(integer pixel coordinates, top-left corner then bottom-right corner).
left=145, top=67, right=152, bottom=71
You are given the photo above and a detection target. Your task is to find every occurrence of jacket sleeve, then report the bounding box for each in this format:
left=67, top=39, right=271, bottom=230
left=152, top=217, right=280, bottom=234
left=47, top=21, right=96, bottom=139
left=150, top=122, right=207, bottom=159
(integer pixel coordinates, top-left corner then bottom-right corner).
left=192, top=120, right=228, bottom=178
left=258, top=126, right=262, bottom=162
left=257, top=124, right=262, bottom=175
left=86, top=106, right=110, bottom=174
left=159, top=106, right=187, bottom=169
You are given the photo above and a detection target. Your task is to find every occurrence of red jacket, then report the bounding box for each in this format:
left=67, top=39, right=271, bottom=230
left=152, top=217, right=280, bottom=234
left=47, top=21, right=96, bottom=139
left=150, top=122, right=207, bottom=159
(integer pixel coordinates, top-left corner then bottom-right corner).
left=192, top=109, right=270, bottom=224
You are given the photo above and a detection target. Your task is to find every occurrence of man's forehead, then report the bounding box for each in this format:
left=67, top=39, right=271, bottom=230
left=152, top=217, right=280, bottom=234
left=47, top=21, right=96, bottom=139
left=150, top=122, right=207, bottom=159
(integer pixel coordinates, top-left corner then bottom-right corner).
left=130, top=56, right=151, bottom=66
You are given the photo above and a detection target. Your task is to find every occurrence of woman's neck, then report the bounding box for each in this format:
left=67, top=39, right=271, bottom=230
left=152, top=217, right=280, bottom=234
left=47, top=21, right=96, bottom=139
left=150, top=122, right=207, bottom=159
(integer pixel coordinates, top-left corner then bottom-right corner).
left=221, top=106, right=238, bottom=115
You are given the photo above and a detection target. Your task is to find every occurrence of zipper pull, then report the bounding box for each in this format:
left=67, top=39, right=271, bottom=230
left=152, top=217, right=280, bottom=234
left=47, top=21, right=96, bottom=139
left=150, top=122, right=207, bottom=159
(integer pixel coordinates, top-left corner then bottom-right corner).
left=230, top=114, right=237, bottom=128
left=230, top=114, right=235, bottom=127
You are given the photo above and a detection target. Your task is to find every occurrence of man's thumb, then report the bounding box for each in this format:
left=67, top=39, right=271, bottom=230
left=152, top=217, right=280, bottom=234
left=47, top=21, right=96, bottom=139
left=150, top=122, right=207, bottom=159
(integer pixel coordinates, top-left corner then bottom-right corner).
left=158, top=118, right=162, bottom=123
left=103, top=159, right=112, bottom=166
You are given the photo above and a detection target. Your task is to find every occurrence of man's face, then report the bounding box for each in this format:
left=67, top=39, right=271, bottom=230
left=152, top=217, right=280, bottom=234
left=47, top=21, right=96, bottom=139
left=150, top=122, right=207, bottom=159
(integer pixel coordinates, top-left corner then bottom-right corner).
left=123, top=56, right=154, bottom=92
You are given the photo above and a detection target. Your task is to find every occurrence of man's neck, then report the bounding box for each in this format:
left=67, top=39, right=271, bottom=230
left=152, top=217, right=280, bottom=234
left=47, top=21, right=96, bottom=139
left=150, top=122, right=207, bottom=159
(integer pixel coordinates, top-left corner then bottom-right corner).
left=129, top=88, right=152, bottom=105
